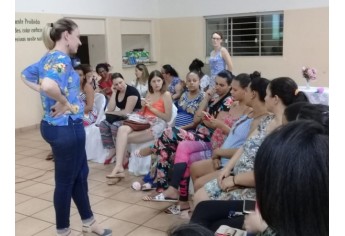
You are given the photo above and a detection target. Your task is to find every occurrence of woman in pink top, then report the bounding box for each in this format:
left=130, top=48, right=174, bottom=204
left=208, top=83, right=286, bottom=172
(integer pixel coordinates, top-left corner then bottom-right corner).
left=106, top=70, right=173, bottom=182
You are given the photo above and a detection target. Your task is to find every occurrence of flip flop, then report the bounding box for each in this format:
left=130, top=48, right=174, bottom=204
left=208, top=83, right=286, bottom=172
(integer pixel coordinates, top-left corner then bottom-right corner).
left=106, top=178, right=122, bottom=185
left=143, top=193, right=178, bottom=202
left=106, top=172, right=125, bottom=179
left=164, top=204, right=191, bottom=215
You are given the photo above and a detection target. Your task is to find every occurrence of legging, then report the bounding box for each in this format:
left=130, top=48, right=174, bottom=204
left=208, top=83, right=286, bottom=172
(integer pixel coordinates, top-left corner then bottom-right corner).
left=190, top=200, right=245, bottom=232
left=170, top=141, right=212, bottom=201
left=99, top=120, right=123, bottom=149
left=151, top=126, right=212, bottom=190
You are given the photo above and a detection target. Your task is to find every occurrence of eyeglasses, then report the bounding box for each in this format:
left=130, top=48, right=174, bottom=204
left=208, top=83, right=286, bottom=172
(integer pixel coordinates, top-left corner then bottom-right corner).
left=212, top=37, right=222, bottom=41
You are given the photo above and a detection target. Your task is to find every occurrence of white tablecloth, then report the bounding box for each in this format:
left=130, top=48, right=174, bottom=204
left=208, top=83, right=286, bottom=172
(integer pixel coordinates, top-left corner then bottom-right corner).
left=298, top=86, right=329, bottom=105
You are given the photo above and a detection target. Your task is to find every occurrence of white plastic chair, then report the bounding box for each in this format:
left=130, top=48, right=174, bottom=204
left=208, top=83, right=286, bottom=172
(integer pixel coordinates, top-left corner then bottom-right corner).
left=128, top=104, right=178, bottom=176
left=85, top=93, right=110, bottom=163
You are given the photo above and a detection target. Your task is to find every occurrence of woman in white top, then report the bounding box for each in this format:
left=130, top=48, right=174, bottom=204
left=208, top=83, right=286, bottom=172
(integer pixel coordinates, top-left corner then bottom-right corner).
left=131, top=63, right=149, bottom=98
left=209, top=31, right=233, bottom=88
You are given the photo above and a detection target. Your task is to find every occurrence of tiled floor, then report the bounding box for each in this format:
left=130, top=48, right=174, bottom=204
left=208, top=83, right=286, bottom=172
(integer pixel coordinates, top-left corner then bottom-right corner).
left=16, top=128, right=188, bottom=236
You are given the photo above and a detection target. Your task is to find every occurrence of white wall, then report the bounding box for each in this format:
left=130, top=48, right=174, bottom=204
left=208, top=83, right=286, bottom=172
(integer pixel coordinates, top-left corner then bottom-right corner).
left=15, top=0, right=328, bottom=18
left=15, top=0, right=161, bottom=18
left=156, top=0, right=329, bottom=18
left=88, top=35, right=106, bottom=69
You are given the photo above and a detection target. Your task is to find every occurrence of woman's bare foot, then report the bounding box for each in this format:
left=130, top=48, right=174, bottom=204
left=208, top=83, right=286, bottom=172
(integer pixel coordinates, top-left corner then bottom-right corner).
left=162, top=186, right=180, bottom=200
left=106, top=166, right=125, bottom=178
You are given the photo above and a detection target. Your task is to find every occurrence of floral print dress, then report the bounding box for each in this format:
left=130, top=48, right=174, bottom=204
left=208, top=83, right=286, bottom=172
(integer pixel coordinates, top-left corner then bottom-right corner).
left=150, top=92, right=233, bottom=190
left=204, top=115, right=274, bottom=200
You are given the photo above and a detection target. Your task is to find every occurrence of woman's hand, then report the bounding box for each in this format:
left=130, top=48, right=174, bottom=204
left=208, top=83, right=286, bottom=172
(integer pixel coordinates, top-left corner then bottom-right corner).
left=50, top=101, right=73, bottom=117
left=219, top=175, right=236, bottom=192
left=217, top=167, right=231, bottom=188
left=243, top=210, right=268, bottom=233
left=212, top=159, right=221, bottom=170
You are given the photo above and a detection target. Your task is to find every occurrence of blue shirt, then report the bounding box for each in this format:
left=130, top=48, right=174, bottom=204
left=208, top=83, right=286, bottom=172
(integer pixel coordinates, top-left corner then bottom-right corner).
left=21, top=50, right=84, bottom=126
left=220, top=115, right=253, bottom=166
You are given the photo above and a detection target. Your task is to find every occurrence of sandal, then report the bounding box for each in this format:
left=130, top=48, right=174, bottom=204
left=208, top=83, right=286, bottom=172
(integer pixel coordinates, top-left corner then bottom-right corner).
left=142, top=192, right=178, bottom=202
left=164, top=204, right=191, bottom=215
left=107, top=178, right=122, bottom=185
left=106, top=172, right=125, bottom=179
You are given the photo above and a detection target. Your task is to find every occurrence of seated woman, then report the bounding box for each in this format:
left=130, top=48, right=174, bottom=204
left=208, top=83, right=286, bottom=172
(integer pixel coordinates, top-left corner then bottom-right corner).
left=248, top=120, right=328, bottom=236
left=191, top=102, right=328, bottom=233
left=137, top=70, right=234, bottom=195
left=106, top=70, right=172, bottom=181
left=190, top=72, right=263, bottom=191
left=160, top=74, right=266, bottom=214
left=174, top=71, right=205, bottom=128
left=161, top=64, right=184, bottom=103
left=188, top=58, right=211, bottom=92
left=130, top=70, right=204, bottom=189
left=96, top=62, right=113, bottom=100
left=99, top=72, right=142, bottom=164
left=190, top=77, right=309, bottom=229
left=131, top=63, right=149, bottom=98
left=74, top=64, right=98, bottom=126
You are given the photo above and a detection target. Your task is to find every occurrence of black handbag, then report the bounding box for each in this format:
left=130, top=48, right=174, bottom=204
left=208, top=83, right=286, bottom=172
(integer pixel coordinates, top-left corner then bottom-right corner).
left=105, top=113, right=127, bottom=123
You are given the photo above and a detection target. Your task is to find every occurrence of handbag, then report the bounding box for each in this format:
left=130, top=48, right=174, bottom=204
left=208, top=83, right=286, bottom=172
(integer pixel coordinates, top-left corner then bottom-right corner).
left=123, top=119, right=150, bottom=131
left=105, top=113, right=128, bottom=123
left=215, top=225, right=246, bottom=236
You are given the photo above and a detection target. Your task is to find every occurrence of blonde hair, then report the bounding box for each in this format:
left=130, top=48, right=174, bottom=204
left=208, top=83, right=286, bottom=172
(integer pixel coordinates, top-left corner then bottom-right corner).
left=42, top=18, right=78, bottom=50
left=135, top=63, right=149, bottom=86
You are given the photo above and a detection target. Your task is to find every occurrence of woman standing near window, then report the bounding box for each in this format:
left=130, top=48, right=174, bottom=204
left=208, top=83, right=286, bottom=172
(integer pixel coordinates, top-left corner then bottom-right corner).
left=209, top=31, right=233, bottom=88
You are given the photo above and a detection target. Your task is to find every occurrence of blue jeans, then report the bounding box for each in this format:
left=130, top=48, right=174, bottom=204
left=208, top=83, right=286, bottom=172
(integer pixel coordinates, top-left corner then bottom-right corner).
left=41, top=117, right=93, bottom=229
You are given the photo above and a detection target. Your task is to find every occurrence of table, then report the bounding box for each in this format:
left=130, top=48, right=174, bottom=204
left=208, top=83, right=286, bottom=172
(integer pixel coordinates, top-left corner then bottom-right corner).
left=298, top=86, right=329, bottom=105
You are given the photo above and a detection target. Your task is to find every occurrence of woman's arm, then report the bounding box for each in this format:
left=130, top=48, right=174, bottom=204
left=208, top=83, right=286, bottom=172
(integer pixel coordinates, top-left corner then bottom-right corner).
left=172, top=82, right=183, bottom=101
left=83, top=83, right=95, bottom=114
left=233, top=171, right=255, bottom=187
left=108, top=95, right=139, bottom=116
left=217, top=147, right=244, bottom=185
left=146, top=91, right=172, bottom=122
left=221, top=47, right=233, bottom=72
left=40, top=78, right=73, bottom=116
left=105, top=90, right=117, bottom=112
left=21, top=62, right=40, bottom=92
left=212, top=147, right=239, bottom=160
left=21, top=75, right=41, bottom=92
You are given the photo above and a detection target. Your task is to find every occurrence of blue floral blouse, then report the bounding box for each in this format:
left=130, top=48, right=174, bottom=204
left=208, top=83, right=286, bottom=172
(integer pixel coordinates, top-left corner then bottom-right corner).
left=21, top=50, right=84, bottom=126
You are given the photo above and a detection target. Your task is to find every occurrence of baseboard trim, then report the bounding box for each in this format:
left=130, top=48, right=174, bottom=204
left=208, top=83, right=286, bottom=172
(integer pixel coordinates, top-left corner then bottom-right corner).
left=15, top=124, right=40, bottom=135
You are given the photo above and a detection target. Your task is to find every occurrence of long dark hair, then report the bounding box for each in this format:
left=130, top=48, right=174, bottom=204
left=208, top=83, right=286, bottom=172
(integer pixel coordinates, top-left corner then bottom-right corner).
left=269, top=77, right=309, bottom=106
left=162, top=64, right=179, bottom=77
left=255, top=120, right=328, bottom=236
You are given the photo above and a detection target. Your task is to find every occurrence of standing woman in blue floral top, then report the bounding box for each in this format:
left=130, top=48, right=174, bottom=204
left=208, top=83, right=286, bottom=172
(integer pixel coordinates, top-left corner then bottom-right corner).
left=21, top=18, right=112, bottom=236
left=209, top=32, right=233, bottom=88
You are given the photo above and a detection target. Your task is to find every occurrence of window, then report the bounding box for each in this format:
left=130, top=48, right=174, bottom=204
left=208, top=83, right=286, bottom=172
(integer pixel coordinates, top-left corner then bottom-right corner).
left=206, top=12, right=284, bottom=56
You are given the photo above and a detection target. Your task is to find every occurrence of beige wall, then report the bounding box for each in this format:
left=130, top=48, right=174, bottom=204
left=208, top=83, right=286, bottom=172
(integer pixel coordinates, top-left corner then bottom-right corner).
left=160, top=7, right=329, bottom=87
left=15, top=7, right=328, bottom=129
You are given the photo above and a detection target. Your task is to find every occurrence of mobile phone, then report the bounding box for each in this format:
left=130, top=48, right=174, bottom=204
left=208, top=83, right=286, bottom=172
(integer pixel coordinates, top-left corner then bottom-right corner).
left=243, top=199, right=256, bottom=214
